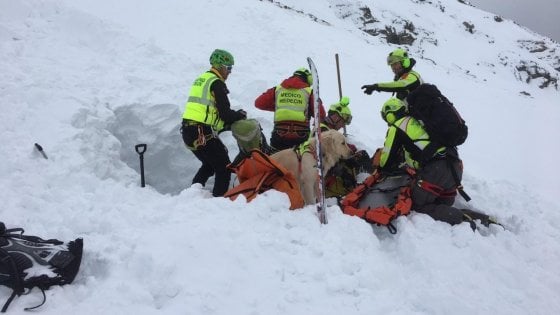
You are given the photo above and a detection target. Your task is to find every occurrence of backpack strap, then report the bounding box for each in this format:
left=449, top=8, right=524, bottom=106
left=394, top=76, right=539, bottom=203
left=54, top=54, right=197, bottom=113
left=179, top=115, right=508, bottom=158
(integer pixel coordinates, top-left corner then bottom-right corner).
left=420, top=141, right=441, bottom=164
left=415, top=179, right=457, bottom=198
left=0, top=248, right=24, bottom=313
left=23, top=288, right=46, bottom=312
left=1, top=291, right=17, bottom=313
left=386, top=222, right=397, bottom=234
left=446, top=158, right=471, bottom=202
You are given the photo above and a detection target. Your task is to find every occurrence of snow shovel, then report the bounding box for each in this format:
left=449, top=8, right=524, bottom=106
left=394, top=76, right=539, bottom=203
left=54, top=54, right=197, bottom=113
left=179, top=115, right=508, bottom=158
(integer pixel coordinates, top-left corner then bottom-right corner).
left=135, top=144, right=147, bottom=187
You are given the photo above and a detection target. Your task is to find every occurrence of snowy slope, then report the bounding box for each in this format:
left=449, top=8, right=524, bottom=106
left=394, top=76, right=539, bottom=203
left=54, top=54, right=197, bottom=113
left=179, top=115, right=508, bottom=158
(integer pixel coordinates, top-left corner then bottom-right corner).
left=1, top=0, right=559, bottom=314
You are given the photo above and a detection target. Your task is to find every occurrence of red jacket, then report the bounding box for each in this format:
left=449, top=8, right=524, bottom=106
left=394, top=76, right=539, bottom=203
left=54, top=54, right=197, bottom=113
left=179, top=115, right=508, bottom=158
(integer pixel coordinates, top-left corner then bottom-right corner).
left=255, top=76, right=325, bottom=122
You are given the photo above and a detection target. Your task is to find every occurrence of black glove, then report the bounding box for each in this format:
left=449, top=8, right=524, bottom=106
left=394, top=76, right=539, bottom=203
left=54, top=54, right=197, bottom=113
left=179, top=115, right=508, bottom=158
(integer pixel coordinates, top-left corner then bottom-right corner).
left=361, top=84, right=379, bottom=95
left=353, top=150, right=374, bottom=173
left=340, top=167, right=357, bottom=189
left=236, top=109, right=247, bottom=119
left=329, top=163, right=346, bottom=177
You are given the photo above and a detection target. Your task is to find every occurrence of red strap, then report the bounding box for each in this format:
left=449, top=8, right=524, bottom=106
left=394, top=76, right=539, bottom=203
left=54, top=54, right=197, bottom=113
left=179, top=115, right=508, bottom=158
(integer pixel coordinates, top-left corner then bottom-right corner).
left=416, top=179, right=457, bottom=198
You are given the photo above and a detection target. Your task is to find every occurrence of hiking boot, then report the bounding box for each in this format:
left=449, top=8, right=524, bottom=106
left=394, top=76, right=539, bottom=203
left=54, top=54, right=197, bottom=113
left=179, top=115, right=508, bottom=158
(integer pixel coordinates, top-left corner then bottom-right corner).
left=461, top=209, right=503, bottom=228
left=461, top=209, right=489, bottom=226
left=483, top=216, right=503, bottom=228
left=462, top=213, right=477, bottom=231
left=479, top=216, right=492, bottom=227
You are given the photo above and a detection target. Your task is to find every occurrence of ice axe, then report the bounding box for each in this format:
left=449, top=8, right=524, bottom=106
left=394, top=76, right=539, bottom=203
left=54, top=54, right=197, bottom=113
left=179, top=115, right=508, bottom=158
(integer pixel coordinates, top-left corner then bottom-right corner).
left=135, top=144, right=147, bottom=187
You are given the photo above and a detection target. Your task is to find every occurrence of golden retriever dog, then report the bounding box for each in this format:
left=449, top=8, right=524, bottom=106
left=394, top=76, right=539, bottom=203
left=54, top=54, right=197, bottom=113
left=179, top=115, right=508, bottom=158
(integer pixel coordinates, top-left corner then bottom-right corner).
left=270, top=130, right=353, bottom=206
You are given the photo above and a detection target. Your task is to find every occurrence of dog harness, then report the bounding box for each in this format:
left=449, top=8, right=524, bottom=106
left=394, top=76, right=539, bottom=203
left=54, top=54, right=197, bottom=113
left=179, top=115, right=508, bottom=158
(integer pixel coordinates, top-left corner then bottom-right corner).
left=293, top=141, right=317, bottom=175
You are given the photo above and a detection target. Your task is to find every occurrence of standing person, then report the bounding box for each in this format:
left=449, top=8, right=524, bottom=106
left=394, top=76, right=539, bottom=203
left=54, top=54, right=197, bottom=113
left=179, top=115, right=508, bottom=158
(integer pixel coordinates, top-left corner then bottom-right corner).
left=255, top=67, right=326, bottom=152
left=361, top=48, right=423, bottom=100
left=181, top=49, right=247, bottom=197
left=377, top=97, right=495, bottom=229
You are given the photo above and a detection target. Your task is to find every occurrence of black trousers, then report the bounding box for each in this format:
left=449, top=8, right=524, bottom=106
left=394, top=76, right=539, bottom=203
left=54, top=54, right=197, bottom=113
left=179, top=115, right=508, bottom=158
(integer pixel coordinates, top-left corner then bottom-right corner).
left=411, top=159, right=465, bottom=225
left=182, top=125, right=231, bottom=197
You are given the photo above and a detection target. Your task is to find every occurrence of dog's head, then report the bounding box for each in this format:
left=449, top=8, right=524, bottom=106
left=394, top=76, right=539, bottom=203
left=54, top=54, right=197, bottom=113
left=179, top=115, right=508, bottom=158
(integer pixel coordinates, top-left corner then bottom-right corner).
left=308, top=130, right=353, bottom=171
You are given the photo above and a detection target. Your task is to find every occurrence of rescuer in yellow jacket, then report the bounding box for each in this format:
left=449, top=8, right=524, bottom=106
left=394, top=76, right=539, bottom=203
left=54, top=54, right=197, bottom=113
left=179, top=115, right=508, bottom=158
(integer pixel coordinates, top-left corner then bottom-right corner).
left=320, top=97, right=374, bottom=197
left=377, top=98, right=496, bottom=229
left=181, top=49, right=246, bottom=197
left=361, top=48, right=423, bottom=100
left=255, top=68, right=326, bottom=152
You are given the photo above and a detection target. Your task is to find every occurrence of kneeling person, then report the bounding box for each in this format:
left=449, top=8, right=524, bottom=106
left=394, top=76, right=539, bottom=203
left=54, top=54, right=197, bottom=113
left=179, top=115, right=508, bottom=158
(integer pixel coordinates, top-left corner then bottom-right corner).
left=320, top=97, right=372, bottom=198
left=377, top=98, right=494, bottom=228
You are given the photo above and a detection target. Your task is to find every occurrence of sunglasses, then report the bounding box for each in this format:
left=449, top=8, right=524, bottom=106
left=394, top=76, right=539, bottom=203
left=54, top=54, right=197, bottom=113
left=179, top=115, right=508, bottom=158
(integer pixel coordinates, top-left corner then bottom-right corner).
left=330, top=112, right=352, bottom=125
left=225, top=65, right=233, bottom=71
left=387, top=56, right=401, bottom=65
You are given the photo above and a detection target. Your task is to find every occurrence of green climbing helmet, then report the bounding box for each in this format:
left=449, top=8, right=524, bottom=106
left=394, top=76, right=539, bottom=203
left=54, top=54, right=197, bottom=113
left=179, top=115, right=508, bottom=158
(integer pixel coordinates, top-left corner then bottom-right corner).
left=293, top=67, right=313, bottom=85
left=329, top=96, right=352, bottom=124
left=209, top=49, right=234, bottom=68
left=387, top=48, right=411, bottom=68
left=381, top=98, right=407, bottom=124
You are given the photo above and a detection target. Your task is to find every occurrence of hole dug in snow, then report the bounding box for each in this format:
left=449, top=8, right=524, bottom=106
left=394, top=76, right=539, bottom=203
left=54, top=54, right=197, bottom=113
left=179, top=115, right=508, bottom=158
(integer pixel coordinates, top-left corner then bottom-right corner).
left=108, top=103, right=196, bottom=195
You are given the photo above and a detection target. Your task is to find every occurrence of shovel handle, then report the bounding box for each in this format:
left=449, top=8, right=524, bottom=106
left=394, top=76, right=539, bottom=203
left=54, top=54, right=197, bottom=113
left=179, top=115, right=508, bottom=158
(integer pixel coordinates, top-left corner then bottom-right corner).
left=34, top=143, right=49, bottom=159
left=135, top=144, right=147, bottom=155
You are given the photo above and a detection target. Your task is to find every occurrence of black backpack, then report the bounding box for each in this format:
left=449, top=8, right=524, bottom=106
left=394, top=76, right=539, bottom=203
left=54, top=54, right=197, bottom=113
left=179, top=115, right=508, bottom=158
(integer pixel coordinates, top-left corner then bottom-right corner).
left=0, top=222, right=83, bottom=312
left=406, top=83, right=468, bottom=158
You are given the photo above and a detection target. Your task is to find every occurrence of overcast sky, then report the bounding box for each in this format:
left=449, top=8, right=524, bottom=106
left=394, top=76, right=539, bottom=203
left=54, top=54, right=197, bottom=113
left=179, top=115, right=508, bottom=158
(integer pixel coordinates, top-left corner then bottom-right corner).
left=469, top=0, right=560, bottom=42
